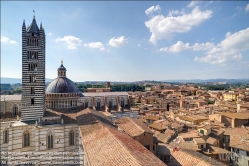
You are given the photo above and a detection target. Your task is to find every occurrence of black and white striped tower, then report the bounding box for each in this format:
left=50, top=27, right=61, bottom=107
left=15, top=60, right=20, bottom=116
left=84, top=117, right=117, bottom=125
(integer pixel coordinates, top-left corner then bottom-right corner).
left=21, top=15, right=46, bottom=121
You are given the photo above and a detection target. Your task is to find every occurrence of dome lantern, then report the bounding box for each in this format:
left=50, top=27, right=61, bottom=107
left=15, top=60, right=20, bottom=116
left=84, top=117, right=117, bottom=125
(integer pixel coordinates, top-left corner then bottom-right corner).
left=58, top=60, right=67, bottom=77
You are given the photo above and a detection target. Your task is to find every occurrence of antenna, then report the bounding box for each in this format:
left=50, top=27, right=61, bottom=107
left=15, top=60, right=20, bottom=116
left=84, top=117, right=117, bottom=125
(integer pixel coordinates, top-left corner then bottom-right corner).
left=33, top=9, right=35, bottom=18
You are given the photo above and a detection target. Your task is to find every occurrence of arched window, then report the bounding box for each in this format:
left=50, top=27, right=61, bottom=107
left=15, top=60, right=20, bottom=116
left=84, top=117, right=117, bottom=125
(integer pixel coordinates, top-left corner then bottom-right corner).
left=23, top=132, right=30, bottom=147
left=13, top=105, right=18, bottom=115
left=3, top=129, right=8, bottom=143
left=47, top=134, right=53, bottom=149
left=31, top=98, right=34, bottom=105
left=69, top=130, right=74, bottom=146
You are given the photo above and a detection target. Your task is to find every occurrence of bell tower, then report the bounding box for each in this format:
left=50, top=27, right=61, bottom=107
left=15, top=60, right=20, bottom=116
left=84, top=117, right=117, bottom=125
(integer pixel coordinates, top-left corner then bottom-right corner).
left=21, top=15, right=46, bottom=121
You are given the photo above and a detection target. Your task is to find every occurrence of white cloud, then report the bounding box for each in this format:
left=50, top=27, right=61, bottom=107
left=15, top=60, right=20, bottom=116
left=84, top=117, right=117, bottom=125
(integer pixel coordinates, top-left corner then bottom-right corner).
left=168, top=9, right=185, bottom=17
left=187, top=1, right=201, bottom=8
left=145, top=6, right=212, bottom=45
left=194, top=28, right=249, bottom=64
left=1, top=35, right=18, bottom=44
left=84, top=42, right=105, bottom=51
left=108, top=36, right=128, bottom=48
left=55, top=35, right=82, bottom=49
left=145, top=5, right=161, bottom=16
left=138, top=43, right=141, bottom=47
left=159, top=41, right=214, bottom=53
left=246, top=4, right=249, bottom=12
left=192, top=42, right=214, bottom=51
left=47, top=33, right=52, bottom=36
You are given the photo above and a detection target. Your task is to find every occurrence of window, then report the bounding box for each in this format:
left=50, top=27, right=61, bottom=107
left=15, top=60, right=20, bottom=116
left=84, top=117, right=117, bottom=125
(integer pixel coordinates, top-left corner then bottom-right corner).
left=3, top=129, right=8, bottom=143
left=31, top=87, right=35, bottom=94
left=23, top=132, right=30, bottom=147
left=30, top=75, right=36, bottom=82
left=201, top=145, right=204, bottom=149
left=31, top=98, right=34, bottom=105
left=29, top=64, right=37, bottom=71
left=108, top=101, right=112, bottom=108
left=69, top=130, right=74, bottom=146
left=13, top=105, right=18, bottom=115
left=85, top=102, right=88, bottom=109
left=47, top=134, right=53, bottom=149
left=96, top=101, right=100, bottom=110
left=121, top=99, right=125, bottom=108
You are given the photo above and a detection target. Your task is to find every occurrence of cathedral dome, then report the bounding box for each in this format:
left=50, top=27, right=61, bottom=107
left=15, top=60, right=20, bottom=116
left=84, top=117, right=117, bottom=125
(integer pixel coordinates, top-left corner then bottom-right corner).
left=45, top=77, right=79, bottom=94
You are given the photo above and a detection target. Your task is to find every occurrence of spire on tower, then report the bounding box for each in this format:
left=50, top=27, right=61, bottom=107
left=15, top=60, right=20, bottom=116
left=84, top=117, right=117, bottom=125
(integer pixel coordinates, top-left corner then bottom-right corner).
left=22, top=20, right=26, bottom=29
left=61, top=59, right=63, bottom=65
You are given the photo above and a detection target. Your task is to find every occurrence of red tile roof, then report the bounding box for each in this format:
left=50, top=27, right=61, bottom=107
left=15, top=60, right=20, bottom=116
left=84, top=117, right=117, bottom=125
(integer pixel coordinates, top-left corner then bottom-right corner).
left=163, top=144, right=226, bottom=166
left=114, top=117, right=153, bottom=137
left=145, top=114, right=159, bottom=121
left=77, top=108, right=166, bottom=166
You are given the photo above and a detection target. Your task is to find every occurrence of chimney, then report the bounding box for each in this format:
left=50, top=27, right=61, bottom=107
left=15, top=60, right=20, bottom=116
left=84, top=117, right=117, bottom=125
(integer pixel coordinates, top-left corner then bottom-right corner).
left=106, top=82, right=110, bottom=88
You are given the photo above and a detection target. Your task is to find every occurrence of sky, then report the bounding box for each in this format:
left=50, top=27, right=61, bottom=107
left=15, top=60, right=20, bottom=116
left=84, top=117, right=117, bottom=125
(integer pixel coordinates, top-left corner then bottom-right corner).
left=1, top=1, right=249, bottom=82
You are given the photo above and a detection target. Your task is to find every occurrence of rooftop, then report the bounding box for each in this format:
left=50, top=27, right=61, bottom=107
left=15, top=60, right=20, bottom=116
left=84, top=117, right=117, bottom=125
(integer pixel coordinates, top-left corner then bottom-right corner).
left=164, top=144, right=226, bottom=166
left=82, top=92, right=129, bottom=97
left=1, top=95, right=21, bottom=101
left=114, top=117, right=153, bottom=137
left=221, top=112, right=249, bottom=119
left=76, top=108, right=166, bottom=166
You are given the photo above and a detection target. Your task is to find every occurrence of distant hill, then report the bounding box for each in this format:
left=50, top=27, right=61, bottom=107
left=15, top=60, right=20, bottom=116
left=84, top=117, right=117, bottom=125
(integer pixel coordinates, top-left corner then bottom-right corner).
left=1, top=77, right=53, bottom=84
left=160, top=79, right=249, bottom=83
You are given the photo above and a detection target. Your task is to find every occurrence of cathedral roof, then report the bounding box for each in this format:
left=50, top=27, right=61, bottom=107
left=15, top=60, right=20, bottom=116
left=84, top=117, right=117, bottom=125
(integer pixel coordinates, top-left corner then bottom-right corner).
left=26, top=16, right=40, bottom=34
left=45, top=77, right=79, bottom=94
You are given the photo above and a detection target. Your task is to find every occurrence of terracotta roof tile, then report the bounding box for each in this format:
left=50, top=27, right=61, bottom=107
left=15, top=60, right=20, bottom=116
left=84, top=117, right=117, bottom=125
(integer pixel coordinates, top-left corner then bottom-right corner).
left=206, top=137, right=218, bottom=145
left=163, top=144, right=226, bottom=166
left=193, top=137, right=206, bottom=144
left=77, top=109, right=166, bottom=166
left=149, top=123, right=167, bottom=131
left=145, top=114, right=159, bottom=121
left=221, top=112, right=249, bottom=119
left=114, top=117, right=153, bottom=137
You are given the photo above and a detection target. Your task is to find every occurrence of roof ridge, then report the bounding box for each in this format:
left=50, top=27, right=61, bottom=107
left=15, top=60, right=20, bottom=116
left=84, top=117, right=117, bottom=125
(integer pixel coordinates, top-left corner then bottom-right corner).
left=104, top=125, right=146, bottom=165
left=127, top=117, right=145, bottom=134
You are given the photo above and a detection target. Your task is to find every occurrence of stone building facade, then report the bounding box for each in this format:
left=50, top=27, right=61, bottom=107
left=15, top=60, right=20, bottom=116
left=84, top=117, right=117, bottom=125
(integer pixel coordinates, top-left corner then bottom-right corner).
left=0, top=95, right=21, bottom=115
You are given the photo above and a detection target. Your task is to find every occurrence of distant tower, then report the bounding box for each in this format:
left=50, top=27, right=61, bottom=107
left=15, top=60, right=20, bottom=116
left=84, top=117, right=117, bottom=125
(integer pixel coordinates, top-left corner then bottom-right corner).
left=21, top=15, right=46, bottom=121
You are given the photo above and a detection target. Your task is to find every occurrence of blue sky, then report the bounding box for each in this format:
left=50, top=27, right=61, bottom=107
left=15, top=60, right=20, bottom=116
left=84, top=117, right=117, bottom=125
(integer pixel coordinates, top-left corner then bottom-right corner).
left=1, top=1, right=249, bottom=82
